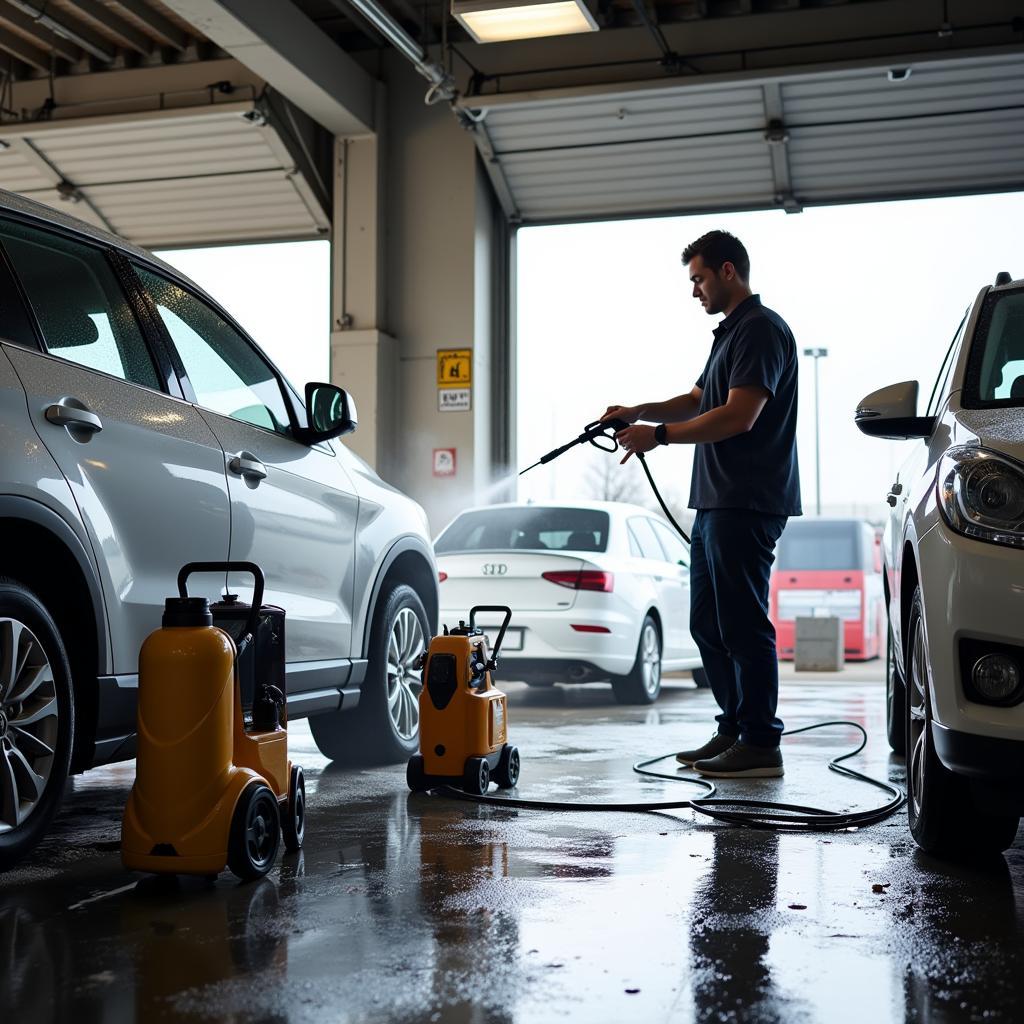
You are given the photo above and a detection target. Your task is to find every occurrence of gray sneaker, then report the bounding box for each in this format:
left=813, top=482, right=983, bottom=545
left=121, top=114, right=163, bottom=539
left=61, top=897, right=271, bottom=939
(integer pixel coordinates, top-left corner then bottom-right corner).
left=675, top=732, right=736, bottom=767
left=693, top=741, right=784, bottom=778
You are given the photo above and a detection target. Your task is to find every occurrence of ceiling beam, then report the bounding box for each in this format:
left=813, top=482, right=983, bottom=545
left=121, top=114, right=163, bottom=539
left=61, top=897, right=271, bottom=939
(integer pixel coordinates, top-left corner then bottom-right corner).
left=109, top=0, right=189, bottom=50
left=67, top=0, right=155, bottom=55
left=0, top=2, right=82, bottom=62
left=0, top=23, right=53, bottom=72
left=5, top=1, right=115, bottom=62
left=162, top=0, right=375, bottom=135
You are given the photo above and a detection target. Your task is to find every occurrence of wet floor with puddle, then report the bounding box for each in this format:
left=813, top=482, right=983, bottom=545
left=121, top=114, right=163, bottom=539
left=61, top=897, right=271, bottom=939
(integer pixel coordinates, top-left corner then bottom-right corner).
left=3, top=673, right=1022, bottom=1023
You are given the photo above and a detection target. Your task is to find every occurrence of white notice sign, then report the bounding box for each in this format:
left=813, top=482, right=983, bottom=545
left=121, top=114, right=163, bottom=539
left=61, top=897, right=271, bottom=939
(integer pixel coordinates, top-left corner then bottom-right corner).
left=439, top=387, right=471, bottom=412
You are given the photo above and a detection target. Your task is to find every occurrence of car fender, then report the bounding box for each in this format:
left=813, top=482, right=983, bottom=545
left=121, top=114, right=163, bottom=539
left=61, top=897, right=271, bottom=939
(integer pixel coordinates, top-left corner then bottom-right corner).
left=355, top=533, right=439, bottom=657
left=0, top=494, right=108, bottom=672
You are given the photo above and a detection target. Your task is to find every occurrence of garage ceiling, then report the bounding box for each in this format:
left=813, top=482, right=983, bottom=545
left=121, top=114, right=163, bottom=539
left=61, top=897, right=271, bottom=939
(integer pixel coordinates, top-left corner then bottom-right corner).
left=0, top=0, right=334, bottom=247
left=0, top=102, right=331, bottom=247
left=468, top=50, right=1024, bottom=222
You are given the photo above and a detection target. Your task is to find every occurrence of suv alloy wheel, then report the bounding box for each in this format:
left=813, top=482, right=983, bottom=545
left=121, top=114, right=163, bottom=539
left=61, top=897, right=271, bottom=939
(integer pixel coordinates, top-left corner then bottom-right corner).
left=0, top=581, right=74, bottom=870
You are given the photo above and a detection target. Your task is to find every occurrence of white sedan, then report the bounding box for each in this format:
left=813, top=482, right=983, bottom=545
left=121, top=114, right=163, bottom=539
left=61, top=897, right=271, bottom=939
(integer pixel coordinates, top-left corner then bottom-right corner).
left=433, top=501, right=705, bottom=704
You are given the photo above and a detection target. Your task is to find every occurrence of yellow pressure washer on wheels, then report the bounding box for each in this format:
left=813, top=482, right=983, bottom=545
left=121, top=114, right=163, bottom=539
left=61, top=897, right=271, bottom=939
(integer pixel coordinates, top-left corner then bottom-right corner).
left=122, top=562, right=305, bottom=881
left=407, top=605, right=521, bottom=796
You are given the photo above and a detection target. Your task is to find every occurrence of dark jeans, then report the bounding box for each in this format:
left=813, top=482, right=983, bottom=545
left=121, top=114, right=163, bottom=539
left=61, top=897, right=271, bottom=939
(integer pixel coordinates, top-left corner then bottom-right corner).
left=689, top=509, right=788, bottom=749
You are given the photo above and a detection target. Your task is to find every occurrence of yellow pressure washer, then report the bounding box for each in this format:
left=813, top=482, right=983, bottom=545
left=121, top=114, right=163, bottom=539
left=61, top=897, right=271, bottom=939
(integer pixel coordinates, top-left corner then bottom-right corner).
left=122, top=562, right=305, bottom=881
left=407, top=605, right=521, bottom=796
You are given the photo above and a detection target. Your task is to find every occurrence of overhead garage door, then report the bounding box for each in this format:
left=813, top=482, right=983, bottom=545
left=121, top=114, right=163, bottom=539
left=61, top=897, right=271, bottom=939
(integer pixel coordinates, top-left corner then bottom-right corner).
left=0, top=101, right=330, bottom=247
left=470, top=51, right=1024, bottom=223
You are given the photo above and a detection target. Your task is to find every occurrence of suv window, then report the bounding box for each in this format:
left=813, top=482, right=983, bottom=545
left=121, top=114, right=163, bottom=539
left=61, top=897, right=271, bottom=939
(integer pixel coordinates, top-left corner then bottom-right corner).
left=650, top=519, right=689, bottom=566
left=964, top=288, right=1024, bottom=407
left=628, top=517, right=663, bottom=561
left=0, top=221, right=159, bottom=388
left=136, top=265, right=292, bottom=435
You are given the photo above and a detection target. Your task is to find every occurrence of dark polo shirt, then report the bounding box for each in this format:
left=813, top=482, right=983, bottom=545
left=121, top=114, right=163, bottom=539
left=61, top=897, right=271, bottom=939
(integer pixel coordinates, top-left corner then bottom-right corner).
left=689, top=294, right=802, bottom=517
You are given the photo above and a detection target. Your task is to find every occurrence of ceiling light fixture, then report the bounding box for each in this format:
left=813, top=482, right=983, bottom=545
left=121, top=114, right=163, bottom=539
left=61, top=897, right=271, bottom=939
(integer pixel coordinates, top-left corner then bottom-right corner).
left=451, top=0, right=598, bottom=44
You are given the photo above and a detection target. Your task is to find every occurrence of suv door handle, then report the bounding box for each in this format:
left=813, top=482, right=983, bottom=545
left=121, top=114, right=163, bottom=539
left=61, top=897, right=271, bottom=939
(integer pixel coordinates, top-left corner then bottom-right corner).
left=228, top=452, right=267, bottom=482
left=45, top=399, right=103, bottom=436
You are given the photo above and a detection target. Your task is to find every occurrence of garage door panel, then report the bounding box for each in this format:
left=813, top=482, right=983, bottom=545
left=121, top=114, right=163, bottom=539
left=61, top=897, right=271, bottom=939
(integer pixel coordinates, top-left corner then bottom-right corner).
left=0, top=104, right=327, bottom=247
left=789, top=106, right=1024, bottom=199
left=479, top=51, right=1024, bottom=222
left=781, top=55, right=1024, bottom=124
left=504, top=138, right=769, bottom=178
left=486, top=84, right=766, bottom=152
left=502, top=129, right=773, bottom=219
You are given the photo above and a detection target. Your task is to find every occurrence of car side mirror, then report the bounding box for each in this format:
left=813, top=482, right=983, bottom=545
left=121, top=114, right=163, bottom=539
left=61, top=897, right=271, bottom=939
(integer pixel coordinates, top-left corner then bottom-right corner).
left=854, top=380, right=935, bottom=440
left=299, top=382, right=357, bottom=444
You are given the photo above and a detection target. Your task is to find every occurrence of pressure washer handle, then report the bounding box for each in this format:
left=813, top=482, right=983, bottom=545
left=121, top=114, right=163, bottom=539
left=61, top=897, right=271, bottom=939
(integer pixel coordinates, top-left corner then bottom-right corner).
left=177, top=561, right=266, bottom=640
left=468, top=605, right=513, bottom=666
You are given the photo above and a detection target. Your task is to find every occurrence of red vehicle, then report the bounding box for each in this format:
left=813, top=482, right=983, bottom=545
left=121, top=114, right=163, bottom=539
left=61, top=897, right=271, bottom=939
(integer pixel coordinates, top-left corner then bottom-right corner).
left=771, top=518, right=885, bottom=662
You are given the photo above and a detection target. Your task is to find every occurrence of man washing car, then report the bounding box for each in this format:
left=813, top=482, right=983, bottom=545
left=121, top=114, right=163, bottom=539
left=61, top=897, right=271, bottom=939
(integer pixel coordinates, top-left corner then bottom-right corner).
left=602, top=230, right=801, bottom=778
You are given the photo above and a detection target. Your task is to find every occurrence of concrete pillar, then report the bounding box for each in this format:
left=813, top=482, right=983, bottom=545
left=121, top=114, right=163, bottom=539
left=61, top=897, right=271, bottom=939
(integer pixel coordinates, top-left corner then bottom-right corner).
left=330, top=114, right=401, bottom=480
left=330, top=54, right=510, bottom=533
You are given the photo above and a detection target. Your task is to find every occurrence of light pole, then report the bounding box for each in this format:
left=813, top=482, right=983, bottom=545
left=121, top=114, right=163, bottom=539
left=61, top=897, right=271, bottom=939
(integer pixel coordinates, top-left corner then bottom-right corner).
left=803, top=347, right=828, bottom=516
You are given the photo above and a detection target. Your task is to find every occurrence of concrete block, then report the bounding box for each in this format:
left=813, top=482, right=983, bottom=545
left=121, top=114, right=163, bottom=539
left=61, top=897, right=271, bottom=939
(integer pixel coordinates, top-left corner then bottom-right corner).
left=794, top=616, right=844, bottom=672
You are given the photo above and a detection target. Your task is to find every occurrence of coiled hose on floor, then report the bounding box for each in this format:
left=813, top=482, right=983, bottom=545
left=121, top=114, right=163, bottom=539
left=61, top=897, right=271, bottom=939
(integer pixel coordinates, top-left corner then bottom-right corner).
left=436, top=721, right=905, bottom=831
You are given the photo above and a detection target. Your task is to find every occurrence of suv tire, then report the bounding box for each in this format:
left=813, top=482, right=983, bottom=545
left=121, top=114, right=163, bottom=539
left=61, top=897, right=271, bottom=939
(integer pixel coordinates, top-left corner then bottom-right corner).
left=310, top=583, right=429, bottom=765
left=886, top=619, right=906, bottom=755
left=0, top=579, right=75, bottom=871
left=905, top=586, right=1019, bottom=857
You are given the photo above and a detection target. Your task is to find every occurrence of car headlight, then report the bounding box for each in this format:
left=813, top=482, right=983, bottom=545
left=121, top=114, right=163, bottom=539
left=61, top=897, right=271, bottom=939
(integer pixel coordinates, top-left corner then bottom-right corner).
left=938, top=447, right=1024, bottom=547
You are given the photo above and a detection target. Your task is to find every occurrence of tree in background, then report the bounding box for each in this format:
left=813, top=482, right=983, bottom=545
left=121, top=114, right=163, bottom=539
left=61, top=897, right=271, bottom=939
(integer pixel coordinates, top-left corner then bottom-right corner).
left=585, top=456, right=651, bottom=506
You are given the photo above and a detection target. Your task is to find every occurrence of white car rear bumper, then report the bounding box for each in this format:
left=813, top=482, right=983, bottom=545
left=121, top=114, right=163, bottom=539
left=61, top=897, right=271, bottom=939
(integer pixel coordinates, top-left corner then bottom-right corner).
left=440, top=604, right=638, bottom=678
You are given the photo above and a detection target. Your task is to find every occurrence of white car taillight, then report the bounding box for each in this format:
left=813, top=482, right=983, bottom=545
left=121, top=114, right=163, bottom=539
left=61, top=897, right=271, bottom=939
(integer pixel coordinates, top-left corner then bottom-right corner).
left=938, top=447, right=1024, bottom=547
left=541, top=570, right=614, bottom=592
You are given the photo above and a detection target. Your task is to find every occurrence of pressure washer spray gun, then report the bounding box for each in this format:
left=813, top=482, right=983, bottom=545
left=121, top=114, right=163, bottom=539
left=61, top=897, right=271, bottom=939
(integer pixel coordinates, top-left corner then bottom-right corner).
left=518, top=417, right=630, bottom=476
left=519, top=417, right=690, bottom=544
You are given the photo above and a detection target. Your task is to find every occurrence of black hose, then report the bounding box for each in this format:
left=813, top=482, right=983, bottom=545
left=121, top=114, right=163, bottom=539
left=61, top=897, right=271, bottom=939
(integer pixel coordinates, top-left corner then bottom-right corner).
left=636, top=451, right=690, bottom=543
left=429, top=721, right=905, bottom=832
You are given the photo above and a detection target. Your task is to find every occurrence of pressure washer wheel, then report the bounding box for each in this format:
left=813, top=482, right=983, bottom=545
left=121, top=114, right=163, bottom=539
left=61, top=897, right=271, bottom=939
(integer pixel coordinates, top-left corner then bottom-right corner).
left=494, top=745, right=520, bottom=789
left=463, top=757, right=491, bottom=796
left=228, top=784, right=281, bottom=881
left=407, top=754, right=431, bottom=793
left=282, top=765, right=306, bottom=852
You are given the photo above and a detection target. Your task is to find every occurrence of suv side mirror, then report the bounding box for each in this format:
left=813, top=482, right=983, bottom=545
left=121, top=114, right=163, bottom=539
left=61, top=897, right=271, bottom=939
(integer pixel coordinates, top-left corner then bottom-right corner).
left=854, top=380, right=935, bottom=440
left=300, top=382, right=357, bottom=444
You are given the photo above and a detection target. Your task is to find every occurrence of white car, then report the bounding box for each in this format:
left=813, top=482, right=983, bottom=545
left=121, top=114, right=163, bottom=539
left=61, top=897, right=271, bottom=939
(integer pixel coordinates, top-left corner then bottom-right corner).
left=856, top=270, right=1024, bottom=857
left=433, top=501, right=705, bottom=704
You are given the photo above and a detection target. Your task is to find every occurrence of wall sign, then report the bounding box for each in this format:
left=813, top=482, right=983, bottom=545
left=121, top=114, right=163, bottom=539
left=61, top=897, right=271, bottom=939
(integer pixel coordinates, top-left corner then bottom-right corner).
left=437, top=349, right=472, bottom=387
left=438, top=387, right=472, bottom=412
left=433, top=448, right=457, bottom=477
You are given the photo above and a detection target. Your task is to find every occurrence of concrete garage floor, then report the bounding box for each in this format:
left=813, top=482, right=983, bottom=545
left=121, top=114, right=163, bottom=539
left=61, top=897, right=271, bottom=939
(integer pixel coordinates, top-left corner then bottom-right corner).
left=4, top=668, right=1024, bottom=1023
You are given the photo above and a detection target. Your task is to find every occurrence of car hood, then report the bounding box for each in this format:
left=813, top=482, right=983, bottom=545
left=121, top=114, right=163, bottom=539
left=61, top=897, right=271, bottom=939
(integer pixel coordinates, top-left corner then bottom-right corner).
left=953, top=407, right=1024, bottom=463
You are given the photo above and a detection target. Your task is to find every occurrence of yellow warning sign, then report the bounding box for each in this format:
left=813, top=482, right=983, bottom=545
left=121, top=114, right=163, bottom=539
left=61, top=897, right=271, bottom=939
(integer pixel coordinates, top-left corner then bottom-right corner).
left=437, top=349, right=472, bottom=387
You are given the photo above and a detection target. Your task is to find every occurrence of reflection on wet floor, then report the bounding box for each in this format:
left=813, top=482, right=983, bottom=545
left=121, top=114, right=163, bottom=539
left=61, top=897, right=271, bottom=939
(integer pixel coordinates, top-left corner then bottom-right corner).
left=2, top=676, right=1022, bottom=1023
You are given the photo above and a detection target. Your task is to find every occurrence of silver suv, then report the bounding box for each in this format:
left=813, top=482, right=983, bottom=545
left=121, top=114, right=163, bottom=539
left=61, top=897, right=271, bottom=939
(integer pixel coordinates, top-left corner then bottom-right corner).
left=0, top=190, right=437, bottom=869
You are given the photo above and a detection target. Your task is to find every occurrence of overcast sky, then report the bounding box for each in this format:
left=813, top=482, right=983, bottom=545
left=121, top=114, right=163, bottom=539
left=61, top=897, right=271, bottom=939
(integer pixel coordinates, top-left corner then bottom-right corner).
left=516, top=191, right=1024, bottom=521
left=153, top=191, right=1024, bottom=525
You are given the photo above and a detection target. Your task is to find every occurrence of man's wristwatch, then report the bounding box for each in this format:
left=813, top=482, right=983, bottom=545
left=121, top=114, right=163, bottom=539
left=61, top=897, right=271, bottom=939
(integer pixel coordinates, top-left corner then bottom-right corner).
left=654, top=423, right=669, bottom=446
